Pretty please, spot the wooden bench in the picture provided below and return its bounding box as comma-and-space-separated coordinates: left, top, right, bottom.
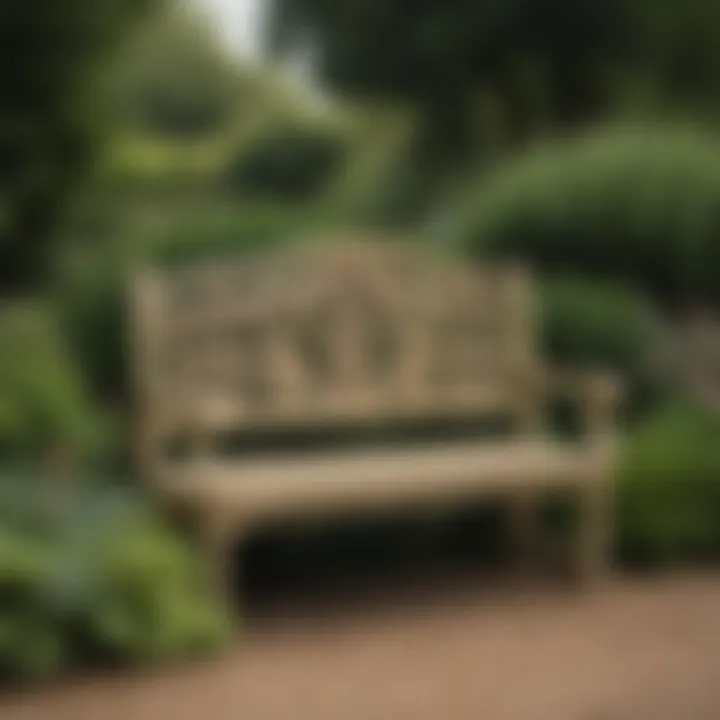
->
130, 239, 621, 602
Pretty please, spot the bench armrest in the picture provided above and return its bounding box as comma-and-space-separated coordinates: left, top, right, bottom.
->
546, 367, 624, 446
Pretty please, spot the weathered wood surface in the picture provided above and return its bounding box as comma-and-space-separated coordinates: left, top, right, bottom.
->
134, 241, 537, 438
161, 439, 604, 528
130, 238, 621, 591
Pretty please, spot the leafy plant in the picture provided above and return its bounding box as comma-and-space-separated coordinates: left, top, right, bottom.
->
0, 482, 231, 683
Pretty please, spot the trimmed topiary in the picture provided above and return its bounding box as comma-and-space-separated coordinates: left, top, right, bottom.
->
459, 125, 720, 308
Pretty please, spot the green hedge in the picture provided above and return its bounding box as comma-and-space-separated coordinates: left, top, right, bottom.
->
459, 126, 720, 307
0, 482, 231, 683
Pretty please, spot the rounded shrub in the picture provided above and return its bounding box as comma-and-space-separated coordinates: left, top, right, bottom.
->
539, 276, 667, 408
459, 125, 720, 308
82, 511, 231, 664
541, 276, 663, 370
0, 528, 67, 681
617, 398, 720, 566
0, 482, 231, 684
224, 125, 347, 202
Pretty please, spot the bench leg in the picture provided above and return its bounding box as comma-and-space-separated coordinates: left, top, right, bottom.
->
508, 490, 542, 580
200, 512, 239, 613
577, 477, 612, 587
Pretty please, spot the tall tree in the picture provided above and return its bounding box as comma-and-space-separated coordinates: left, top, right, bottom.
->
623, 0, 720, 118
0, 0, 159, 292
270, 0, 628, 173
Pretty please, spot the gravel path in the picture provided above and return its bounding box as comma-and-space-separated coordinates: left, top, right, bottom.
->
3, 571, 720, 720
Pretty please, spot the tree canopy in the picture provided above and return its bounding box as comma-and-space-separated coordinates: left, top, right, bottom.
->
271, 0, 627, 155
109, 6, 243, 139
269, 0, 720, 197
0, 0, 159, 292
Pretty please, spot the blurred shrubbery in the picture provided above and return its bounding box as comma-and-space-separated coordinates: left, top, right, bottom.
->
0, 482, 231, 683
617, 398, 720, 566
0, 305, 105, 469
225, 125, 347, 202
136, 204, 330, 267
460, 126, 720, 307
107, 3, 244, 139
0, 303, 230, 685
539, 277, 667, 409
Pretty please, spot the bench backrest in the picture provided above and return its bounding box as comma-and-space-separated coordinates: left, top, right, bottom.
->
131, 239, 539, 471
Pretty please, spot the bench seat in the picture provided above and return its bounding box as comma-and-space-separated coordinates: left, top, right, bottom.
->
159, 439, 603, 528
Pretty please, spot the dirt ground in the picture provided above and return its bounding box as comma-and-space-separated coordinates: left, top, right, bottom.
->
3, 570, 720, 720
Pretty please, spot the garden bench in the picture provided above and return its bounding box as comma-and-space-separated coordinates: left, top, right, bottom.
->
130, 239, 621, 603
